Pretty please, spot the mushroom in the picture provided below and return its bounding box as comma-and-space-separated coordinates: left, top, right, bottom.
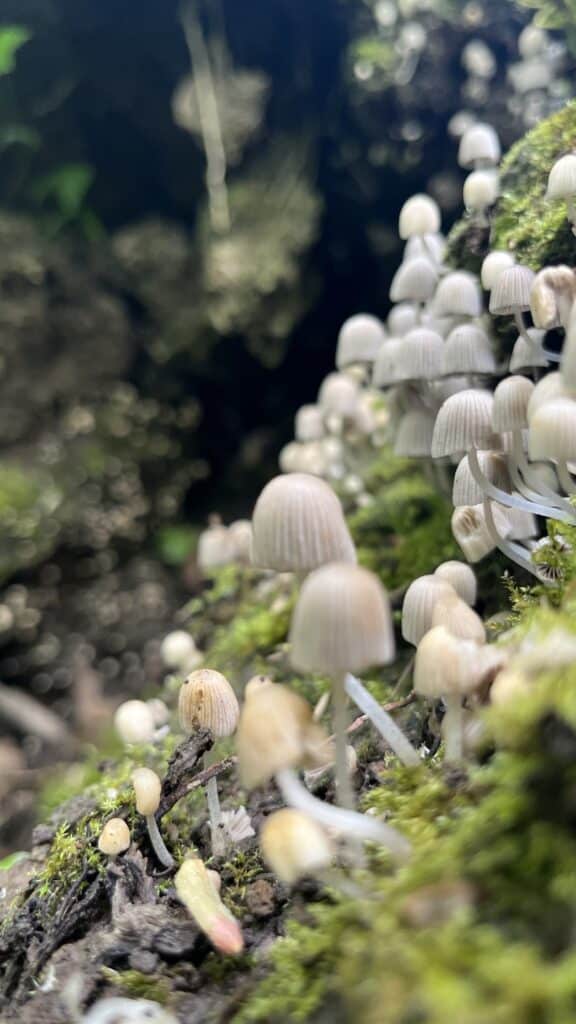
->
489, 264, 536, 348
458, 122, 501, 169
131, 767, 173, 869
389, 257, 438, 306
178, 668, 240, 857
430, 592, 485, 642
530, 265, 576, 334
509, 330, 549, 375
528, 398, 576, 496
160, 630, 202, 673
228, 519, 253, 564
336, 314, 386, 370
442, 324, 496, 379
295, 404, 325, 443
197, 515, 235, 572
463, 169, 499, 221
98, 818, 131, 858
260, 809, 333, 885
114, 700, 156, 747
434, 561, 477, 606
481, 251, 515, 292
175, 856, 244, 954
401, 575, 458, 647
394, 410, 435, 458
387, 302, 419, 335
451, 503, 513, 563
398, 194, 441, 241
545, 152, 576, 232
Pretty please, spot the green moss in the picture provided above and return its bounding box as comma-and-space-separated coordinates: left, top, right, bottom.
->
204, 588, 295, 676
101, 967, 172, 1003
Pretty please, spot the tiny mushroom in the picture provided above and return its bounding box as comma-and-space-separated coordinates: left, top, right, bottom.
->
114, 700, 156, 747
98, 818, 131, 857
260, 809, 334, 885
131, 767, 173, 869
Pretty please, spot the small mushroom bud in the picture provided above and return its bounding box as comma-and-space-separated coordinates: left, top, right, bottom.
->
114, 700, 155, 746
175, 856, 244, 955
160, 630, 202, 672
131, 767, 173, 869
244, 674, 273, 699
481, 251, 515, 291
98, 818, 130, 857
336, 314, 386, 370
398, 194, 441, 239
260, 809, 334, 884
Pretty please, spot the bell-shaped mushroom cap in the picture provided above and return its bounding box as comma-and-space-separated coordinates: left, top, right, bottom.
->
161, 630, 201, 671
546, 153, 576, 200
228, 519, 253, 564
251, 473, 356, 572
443, 324, 496, 377
394, 410, 434, 457
451, 503, 512, 563
98, 818, 131, 856
318, 372, 359, 417
561, 301, 576, 393
336, 314, 386, 369
401, 575, 457, 646
395, 328, 444, 383
509, 331, 549, 373
132, 767, 162, 816
492, 376, 534, 432
260, 809, 333, 884
526, 372, 566, 423
530, 265, 576, 330
528, 398, 576, 462
463, 169, 499, 212
403, 233, 446, 265
458, 122, 501, 169
452, 451, 510, 507
197, 518, 235, 571
390, 257, 438, 304
431, 593, 486, 643
481, 250, 515, 291
398, 194, 441, 239
387, 302, 419, 336
178, 668, 240, 738
290, 562, 394, 673
431, 389, 499, 458
372, 338, 403, 388
414, 626, 485, 699
489, 265, 535, 315
295, 405, 324, 444
433, 272, 482, 318
114, 700, 156, 745
434, 561, 477, 606
237, 683, 330, 788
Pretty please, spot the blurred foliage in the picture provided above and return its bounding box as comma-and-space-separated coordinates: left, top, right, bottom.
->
29, 162, 104, 239
0, 26, 30, 76
518, 0, 576, 53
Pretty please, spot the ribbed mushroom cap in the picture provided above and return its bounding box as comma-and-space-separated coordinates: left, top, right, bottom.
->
451, 503, 512, 563
336, 314, 386, 369
389, 257, 438, 304
433, 272, 482, 318
434, 561, 477, 606
237, 684, 330, 789
431, 593, 486, 643
98, 818, 131, 856
132, 767, 162, 816
431, 390, 499, 458
372, 338, 403, 388
398, 194, 441, 239
260, 809, 333, 884
492, 376, 534, 432
387, 303, 419, 336
526, 372, 566, 423
401, 575, 457, 646
318, 372, 359, 417
481, 251, 515, 291
489, 265, 535, 315
528, 398, 576, 462
414, 626, 486, 699
395, 327, 444, 383
295, 405, 324, 443
463, 169, 499, 212
452, 451, 510, 507
179, 668, 240, 738
530, 266, 576, 330
546, 153, 576, 200
290, 562, 395, 673
251, 473, 356, 572
197, 520, 235, 571
509, 331, 549, 373
443, 324, 496, 377
458, 123, 501, 169
394, 410, 434, 457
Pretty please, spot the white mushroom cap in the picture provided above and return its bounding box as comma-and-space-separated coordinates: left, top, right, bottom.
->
414, 626, 487, 699
114, 700, 156, 746
390, 257, 438, 304
530, 266, 576, 330
395, 327, 444, 382
434, 561, 477, 606
372, 338, 403, 388
318, 372, 360, 418
401, 575, 457, 646
290, 562, 395, 673
452, 451, 510, 507
481, 251, 516, 291
489, 265, 535, 315
431, 389, 499, 458
546, 153, 576, 201
451, 503, 512, 562
492, 376, 534, 432
463, 170, 499, 212
403, 233, 446, 265
228, 519, 253, 563
508, 57, 552, 94
260, 809, 333, 884
433, 272, 482, 318
527, 372, 566, 422
98, 818, 131, 856
442, 324, 496, 377
458, 123, 501, 169
387, 303, 419, 336
509, 331, 549, 373
251, 473, 356, 572
394, 410, 434, 457
161, 631, 201, 671
279, 441, 302, 473
528, 398, 576, 462
132, 767, 162, 816
336, 314, 386, 369
197, 519, 235, 571
295, 405, 324, 443
431, 593, 486, 643
398, 194, 441, 239
518, 24, 548, 59
179, 668, 240, 738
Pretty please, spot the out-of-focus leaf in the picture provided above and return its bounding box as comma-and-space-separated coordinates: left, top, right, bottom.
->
31, 163, 95, 218
0, 851, 29, 870
0, 123, 40, 151
0, 26, 31, 76
156, 525, 197, 566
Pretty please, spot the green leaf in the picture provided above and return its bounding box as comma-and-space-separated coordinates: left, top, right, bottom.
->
0, 26, 31, 76
31, 163, 95, 218
0, 851, 29, 870
156, 525, 197, 566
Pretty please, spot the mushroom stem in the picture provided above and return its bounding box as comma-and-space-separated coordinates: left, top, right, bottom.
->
442, 696, 464, 763
514, 309, 534, 348
275, 768, 411, 861
332, 674, 356, 810
145, 814, 175, 869
204, 753, 226, 857
468, 446, 574, 523
509, 431, 570, 510
345, 674, 420, 767
482, 499, 540, 578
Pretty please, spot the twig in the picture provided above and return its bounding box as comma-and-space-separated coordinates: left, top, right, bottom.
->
344, 693, 417, 738
186, 754, 237, 794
